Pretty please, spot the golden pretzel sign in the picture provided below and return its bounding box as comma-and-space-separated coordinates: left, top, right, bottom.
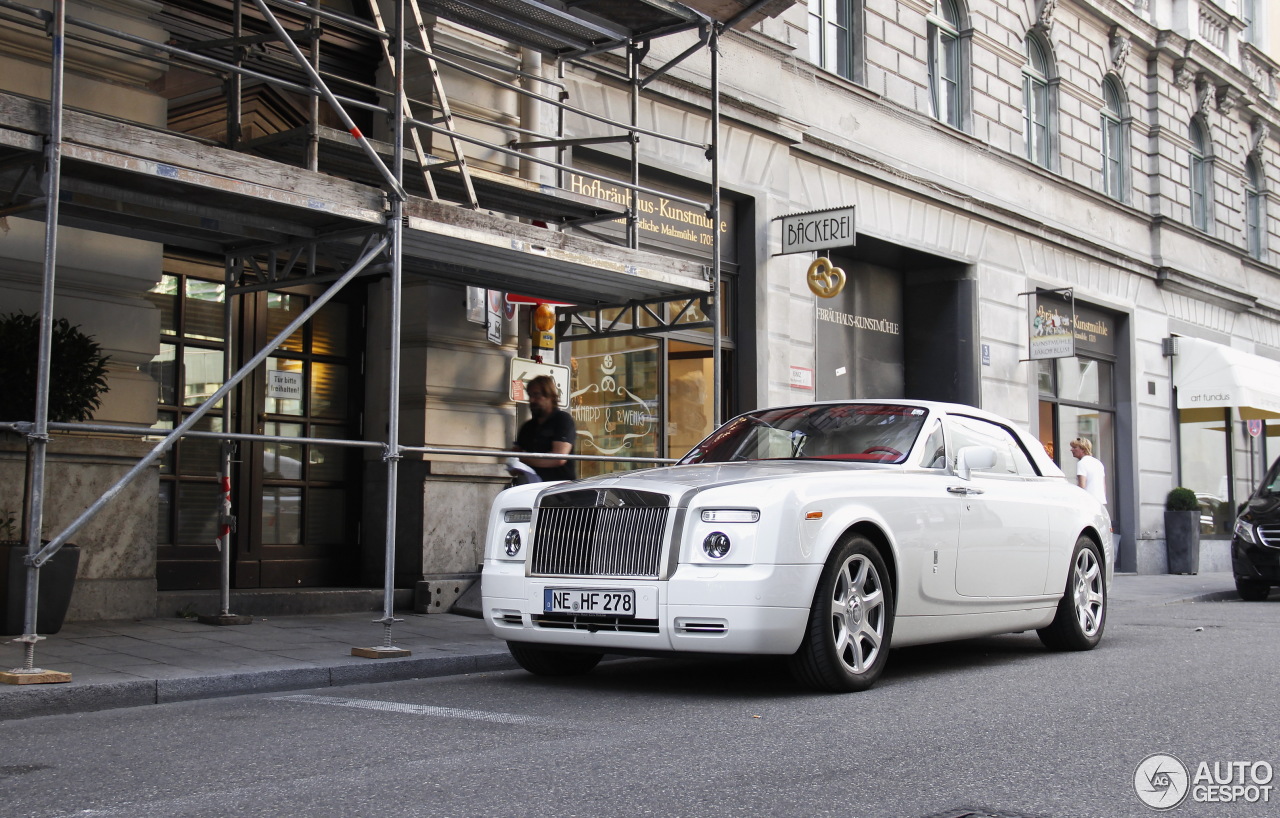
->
806, 257, 846, 298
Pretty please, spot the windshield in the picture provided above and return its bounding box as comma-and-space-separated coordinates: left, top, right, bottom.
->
679, 403, 929, 465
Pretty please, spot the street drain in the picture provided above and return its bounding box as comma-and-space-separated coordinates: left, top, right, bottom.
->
921, 809, 1048, 818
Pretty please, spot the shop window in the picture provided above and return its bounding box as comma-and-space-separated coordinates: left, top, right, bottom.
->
1178, 408, 1233, 536
567, 311, 730, 479
568, 335, 661, 479
1036, 356, 1116, 507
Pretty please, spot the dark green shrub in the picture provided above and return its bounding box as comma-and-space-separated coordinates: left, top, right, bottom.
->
1165, 487, 1199, 512
0, 312, 110, 424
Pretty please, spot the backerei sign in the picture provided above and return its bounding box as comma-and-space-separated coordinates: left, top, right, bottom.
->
779, 207, 856, 255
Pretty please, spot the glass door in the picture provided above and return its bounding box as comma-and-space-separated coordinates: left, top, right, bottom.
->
1037, 355, 1116, 509
147, 258, 365, 590
238, 289, 363, 587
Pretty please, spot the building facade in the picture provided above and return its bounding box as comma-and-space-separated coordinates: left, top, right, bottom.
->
2, 0, 1279, 623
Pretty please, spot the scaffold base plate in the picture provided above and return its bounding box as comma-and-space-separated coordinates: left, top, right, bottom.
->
197, 613, 253, 626
0, 669, 72, 685
351, 646, 411, 659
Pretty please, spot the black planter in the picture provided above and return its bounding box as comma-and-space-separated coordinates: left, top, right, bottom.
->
1164, 510, 1201, 575
0, 542, 80, 635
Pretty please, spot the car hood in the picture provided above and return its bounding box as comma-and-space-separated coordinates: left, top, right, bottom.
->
1242, 493, 1280, 521
567, 460, 889, 491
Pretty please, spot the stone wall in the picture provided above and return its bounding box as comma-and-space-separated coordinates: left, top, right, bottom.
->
0, 435, 157, 621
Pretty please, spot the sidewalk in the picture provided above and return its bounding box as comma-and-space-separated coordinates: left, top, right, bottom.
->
0, 572, 1242, 721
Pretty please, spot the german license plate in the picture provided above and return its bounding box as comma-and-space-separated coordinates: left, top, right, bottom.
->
543, 588, 636, 617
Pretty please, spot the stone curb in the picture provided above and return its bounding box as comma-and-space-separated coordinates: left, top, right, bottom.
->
0, 651, 519, 722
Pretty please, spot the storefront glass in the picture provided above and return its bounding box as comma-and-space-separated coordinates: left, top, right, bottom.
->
568, 336, 661, 478
667, 340, 716, 459
1179, 409, 1233, 536
1038, 360, 1115, 507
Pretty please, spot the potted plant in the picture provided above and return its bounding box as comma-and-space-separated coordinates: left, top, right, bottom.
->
0, 312, 109, 635
1164, 486, 1201, 575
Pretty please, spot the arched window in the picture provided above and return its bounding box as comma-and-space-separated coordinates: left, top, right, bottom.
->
929, 0, 964, 128
1100, 76, 1127, 201
808, 0, 859, 82
1246, 156, 1266, 260
1023, 33, 1053, 167
1189, 118, 1212, 232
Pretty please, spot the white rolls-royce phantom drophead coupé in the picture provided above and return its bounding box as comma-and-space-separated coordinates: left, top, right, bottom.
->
482, 401, 1111, 692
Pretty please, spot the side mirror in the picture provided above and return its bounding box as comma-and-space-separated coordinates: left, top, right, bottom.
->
955, 446, 997, 480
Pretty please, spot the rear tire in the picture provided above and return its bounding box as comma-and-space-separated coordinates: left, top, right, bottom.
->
788, 534, 894, 692
506, 642, 602, 676
1235, 577, 1272, 602
1038, 536, 1106, 651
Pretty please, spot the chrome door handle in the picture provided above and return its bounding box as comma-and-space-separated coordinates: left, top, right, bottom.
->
947, 486, 985, 496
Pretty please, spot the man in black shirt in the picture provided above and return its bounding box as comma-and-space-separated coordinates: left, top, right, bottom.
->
514, 375, 576, 482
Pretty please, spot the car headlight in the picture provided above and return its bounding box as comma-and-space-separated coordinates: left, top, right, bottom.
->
504, 529, 522, 557
703, 532, 732, 559
504, 509, 532, 523
700, 509, 760, 523
1234, 517, 1258, 545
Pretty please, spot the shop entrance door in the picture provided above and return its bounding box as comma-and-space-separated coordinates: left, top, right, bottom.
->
235, 288, 364, 588
149, 258, 364, 590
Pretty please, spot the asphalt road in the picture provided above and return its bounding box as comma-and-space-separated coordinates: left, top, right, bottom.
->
2, 596, 1277, 818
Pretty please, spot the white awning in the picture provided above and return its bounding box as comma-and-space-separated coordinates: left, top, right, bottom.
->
1173, 337, 1280, 420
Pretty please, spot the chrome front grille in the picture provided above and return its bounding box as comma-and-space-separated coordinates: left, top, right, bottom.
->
530, 488, 670, 578
1257, 525, 1280, 548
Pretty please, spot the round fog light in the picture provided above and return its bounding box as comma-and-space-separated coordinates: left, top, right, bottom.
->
703, 531, 731, 559
504, 529, 522, 557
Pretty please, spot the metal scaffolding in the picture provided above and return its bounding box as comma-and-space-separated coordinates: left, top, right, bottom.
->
0, 0, 746, 677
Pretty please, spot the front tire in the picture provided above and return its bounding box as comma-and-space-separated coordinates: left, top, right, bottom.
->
1038, 536, 1106, 651
507, 642, 602, 676
788, 535, 894, 692
1235, 576, 1272, 601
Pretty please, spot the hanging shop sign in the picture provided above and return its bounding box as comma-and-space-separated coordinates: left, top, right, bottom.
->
510, 357, 570, 403
806, 257, 847, 298
1028, 288, 1076, 360
778, 206, 856, 255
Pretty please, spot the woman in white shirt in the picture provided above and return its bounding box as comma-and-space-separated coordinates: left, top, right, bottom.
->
1070, 437, 1106, 505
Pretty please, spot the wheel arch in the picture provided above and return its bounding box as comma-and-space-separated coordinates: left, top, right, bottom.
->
1079, 525, 1107, 567
839, 521, 898, 612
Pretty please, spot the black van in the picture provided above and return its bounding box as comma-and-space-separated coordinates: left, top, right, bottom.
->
1232, 456, 1280, 600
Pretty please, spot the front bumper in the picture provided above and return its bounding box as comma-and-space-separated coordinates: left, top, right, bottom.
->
482, 561, 822, 656
1232, 537, 1280, 583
